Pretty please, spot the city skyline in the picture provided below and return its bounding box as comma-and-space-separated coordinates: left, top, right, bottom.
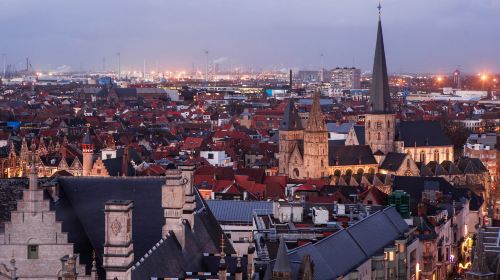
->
1, 0, 499, 73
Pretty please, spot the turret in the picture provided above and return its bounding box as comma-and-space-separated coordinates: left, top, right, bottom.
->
272, 237, 292, 280
82, 126, 94, 176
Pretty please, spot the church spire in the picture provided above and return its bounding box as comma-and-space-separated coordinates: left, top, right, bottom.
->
306, 92, 326, 132
369, 5, 392, 114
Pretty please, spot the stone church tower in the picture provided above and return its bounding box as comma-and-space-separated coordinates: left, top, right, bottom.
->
278, 100, 303, 176
303, 93, 328, 179
365, 16, 395, 157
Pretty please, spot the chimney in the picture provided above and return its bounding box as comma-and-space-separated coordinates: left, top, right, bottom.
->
162, 169, 186, 249
247, 242, 256, 279
179, 164, 196, 227
235, 255, 243, 280
121, 146, 130, 176
417, 203, 427, 217
103, 200, 134, 280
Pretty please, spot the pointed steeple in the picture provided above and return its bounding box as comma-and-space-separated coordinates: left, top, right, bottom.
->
306, 92, 326, 132
369, 11, 392, 114
273, 237, 292, 274
280, 99, 303, 131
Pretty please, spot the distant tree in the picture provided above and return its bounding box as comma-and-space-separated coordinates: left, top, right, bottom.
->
438, 112, 470, 156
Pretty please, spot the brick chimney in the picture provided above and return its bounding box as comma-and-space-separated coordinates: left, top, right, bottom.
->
121, 146, 130, 176
103, 200, 134, 280
417, 203, 427, 217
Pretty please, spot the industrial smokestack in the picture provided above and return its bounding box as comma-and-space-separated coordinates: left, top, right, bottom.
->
289, 69, 293, 90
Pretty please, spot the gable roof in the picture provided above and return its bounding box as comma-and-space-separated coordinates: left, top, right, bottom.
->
380, 152, 407, 171
54, 176, 234, 276
271, 207, 408, 279
329, 144, 377, 166
398, 121, 451, 147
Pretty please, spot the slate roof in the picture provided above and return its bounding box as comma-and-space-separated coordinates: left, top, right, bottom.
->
328, 144, 377, 166
280, 99, 303, 131
397, 121, 451, 147
368, 19, 392, 114
353, 125, 365, 145
380, 152, 407, 171
268, 207, 408, 279
206, 200, 273, 223
392, 176, 469, 211
54, 176, 234, 277
326, 122, 354, 133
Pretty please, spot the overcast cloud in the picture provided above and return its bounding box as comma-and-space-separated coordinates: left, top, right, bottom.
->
1, 0, 499, 73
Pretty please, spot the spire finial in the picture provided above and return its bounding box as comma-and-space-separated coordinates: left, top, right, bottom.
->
220, 234, 225, 256
377, 1, 382, 17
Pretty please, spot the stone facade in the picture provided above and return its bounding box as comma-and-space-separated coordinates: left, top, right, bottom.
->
0, 161, 91, 279
364, 113, 396, 155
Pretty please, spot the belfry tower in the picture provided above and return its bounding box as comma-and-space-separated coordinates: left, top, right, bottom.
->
365, 5, 396, 157
303, 93, 328, 179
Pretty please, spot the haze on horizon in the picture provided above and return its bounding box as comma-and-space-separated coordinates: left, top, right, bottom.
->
1, 0, 499, 74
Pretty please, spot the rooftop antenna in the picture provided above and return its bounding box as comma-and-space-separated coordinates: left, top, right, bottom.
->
204, 50, 209, 86
1, 53, 6, 77
116, 52, 121, 80
320, 53, 325, 83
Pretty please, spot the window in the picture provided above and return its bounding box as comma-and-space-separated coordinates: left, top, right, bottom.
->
28, 245, 39, 259
208, 153, 214, 159
387, 120, 390, 128
377, 132, 381, 141
376, 121, 382, 129
445, 149, 449, 161
434, 150, 439, 162
106, 154, 112, 159
420, 151, 426, 163
97, 169, 101, 175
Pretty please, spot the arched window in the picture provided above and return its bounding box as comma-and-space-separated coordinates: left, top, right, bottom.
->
321, 159, 324, 167
445, 149, 449, 161
376, 121, 382, 129
334, 169, 341, 177
367, 121, 371, 128
434, 150, 440, 162
387, 120, 390, 128
406, 159, 411, 168
420, 151, 426, 163
377, 132, 381, 140
368, 168, 375, 174
345, 169, 353, 176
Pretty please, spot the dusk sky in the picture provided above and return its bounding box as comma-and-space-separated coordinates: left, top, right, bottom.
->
1, 0, 499, 74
